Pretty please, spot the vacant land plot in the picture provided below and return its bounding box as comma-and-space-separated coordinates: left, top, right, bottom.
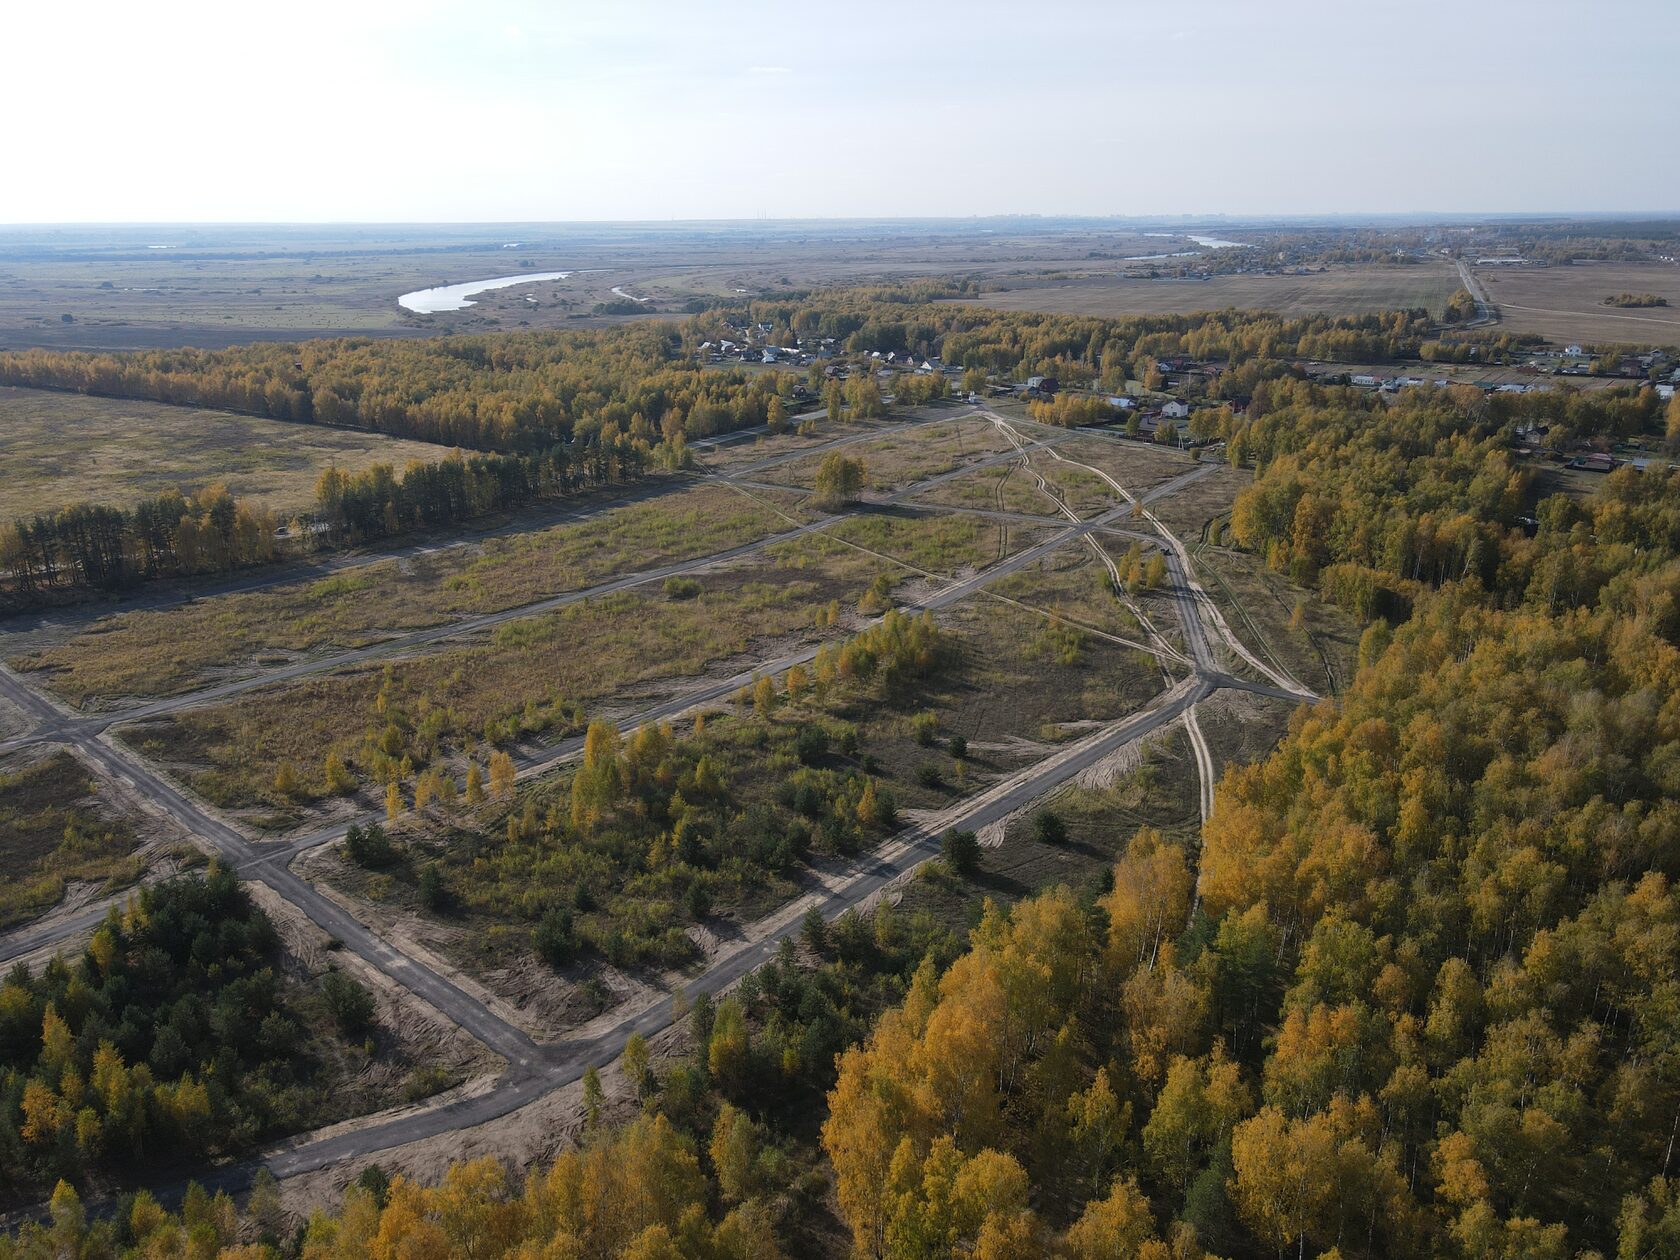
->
0, 747, 151, 930
1194, 686, 1301, 784
827, 511, 1050, 576
1195, 545, 1361, 697
303, 583, 1171, 1031
14, 481, 805, 708
910, 452, 1124, 519
691, 412, 911, 477
117, 534, 920, 822
1146, 463, 1250, 542
1477, 261, 1680, 346
956, 261, 1460, 320
1049, 434, 1199, 497
764, 417, 1015, 493
0, 385, 455, 517
985, 541, 1155, 641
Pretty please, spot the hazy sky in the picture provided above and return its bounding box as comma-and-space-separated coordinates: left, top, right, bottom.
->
7, 0, 1675, 223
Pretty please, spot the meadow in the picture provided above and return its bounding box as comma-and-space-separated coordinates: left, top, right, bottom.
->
0, 385, 455, 518
115, 533, 914, 822
1477, 260, 1680, 345
12, 481, 804, 709
958, 260, 1461, 320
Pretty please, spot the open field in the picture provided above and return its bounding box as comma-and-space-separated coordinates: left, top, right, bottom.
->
12, 481, 807, 709
301, 583, 1172, 1033
828, 511, 1051, 575
1050, 434, 1200, 495
983, 541, 1159, 646
1476, 260, 1680, 346
953, 260, 1461, 320
763, 417, 1016, 493
1195, 545, 1361, 697
115, 533, 917, 823
909, 456, 1120, 517
0, 221, 1208, 351
1146, 463, 1250, 541
0, 385, 457, 517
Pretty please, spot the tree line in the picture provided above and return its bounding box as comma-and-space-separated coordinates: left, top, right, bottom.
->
0, 431, 648, 606
0, 325, 797, 452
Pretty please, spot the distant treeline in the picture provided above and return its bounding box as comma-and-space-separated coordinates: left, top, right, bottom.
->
1, 294, 1440, 460
0, 324, 793, 451
1, 434, 647, 606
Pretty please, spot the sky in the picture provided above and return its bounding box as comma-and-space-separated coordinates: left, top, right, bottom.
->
6, 0, 1676, 223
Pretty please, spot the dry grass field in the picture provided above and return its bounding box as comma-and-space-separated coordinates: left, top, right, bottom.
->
115, 533, 915, 821
11, 482, 806, 709
764, 417, 1016, 493
0, 386, 457, 517
0, 221, 1195, 351
1476, 261, 1680, 346
956, 261, 1460, 320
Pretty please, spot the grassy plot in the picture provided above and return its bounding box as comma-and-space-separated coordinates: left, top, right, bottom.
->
1144, 463, 1250, 542
983, 542, 1154, 643
691, 413, 909, 477
0, 748, 147, 931
116, 534, 907, 822
955, 260, 1461, 320
309, 586, 1172, 1029
0, 385, 456, 518
909, 455, 1121, 518
14, 481, 805, 709
826, 511, 1053, 576
763, 418, 1015, 493
1050, 434, 1200, 497
1194, 545, 1361, 697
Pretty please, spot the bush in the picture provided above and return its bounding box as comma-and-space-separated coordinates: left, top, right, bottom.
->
322, 971, 376, 1036
941, 827, 980, 876
916, 763, 944, 790
795, 724, 830, 765
418, 863, 448, 912
534, 907, 577, 968
911, 711, 940, 747
344, 822, 398, 868
1032, 810, 1068, 846
948, 734, 968, 760
663, 575, 702, 600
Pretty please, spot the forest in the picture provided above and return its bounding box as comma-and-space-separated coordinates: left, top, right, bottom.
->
0, 289, 1438, 463
801, 380, 1680, 1258
0, 869, 379, 1197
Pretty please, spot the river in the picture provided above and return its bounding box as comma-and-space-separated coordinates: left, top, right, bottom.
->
398, 271, 572, 314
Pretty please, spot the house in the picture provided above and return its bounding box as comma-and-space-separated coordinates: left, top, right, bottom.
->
1161, 400, 1190, 420
1351, 374, 1380, 387
1106, 396, 1137, 410
1571, 452, 1616, 473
